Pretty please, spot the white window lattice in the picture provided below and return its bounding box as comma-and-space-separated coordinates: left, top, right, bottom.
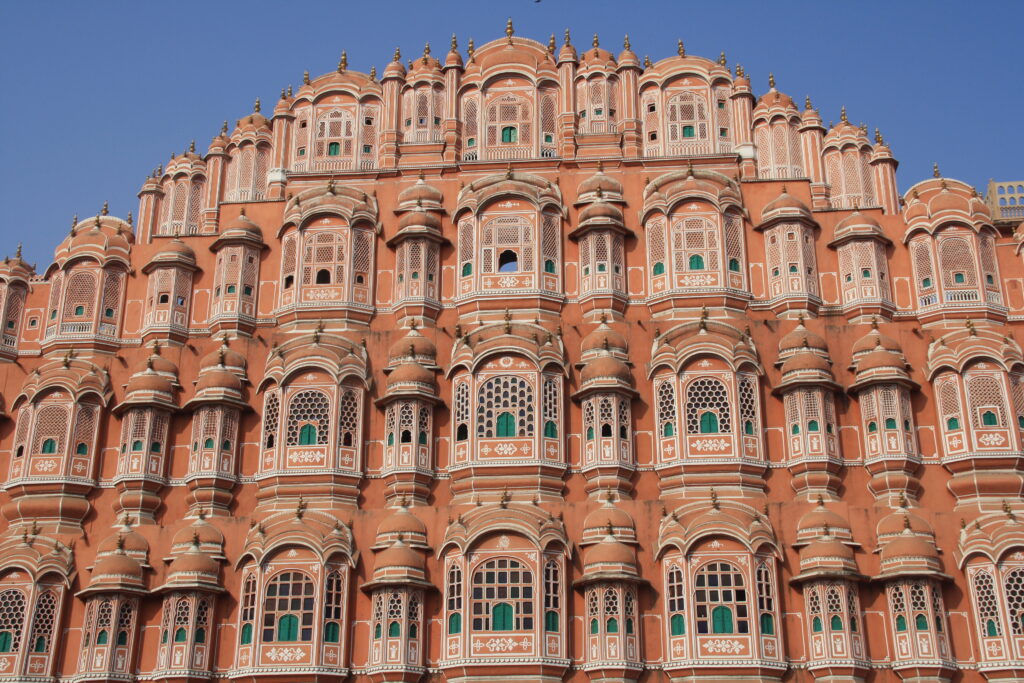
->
685, 377, 731, 433
476, 375, 534, 437
285, 390, 330, 446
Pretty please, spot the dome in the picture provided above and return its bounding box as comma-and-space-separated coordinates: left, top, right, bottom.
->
200, 342, 246, 372
781, 351, 831, 375
98, 528, 149, 556
880, 532, 939, 565
218, 212, 264, 243
398, 178, 443, 206
93, 551, 144, 582
797, 503, 852, 539
857, 348, 905, 372
578, 170, 623, 198
581, 354, 632, 385
167, 547, 220, 578
761, 189, 812, 223
397, 210, 441, 231
851, 325, 901, 355
584, 503, 635, 535
155, 238, 195, 261
388, 328, 437, 363
377, 507, 427, 539
125, 369, 175, 396
581, 322, 627, 355
171, 520, 224, 549
800, 536, 855, 564
579, 201, 623, 224
195, 368, 242, 393
584, 537, 636, 567
387, 361, 435, 388
375, 540, 425, 571
779, 321, 827, 353
929, 188, 970, 216
833, 210, 884, 239
877, 509, 933, 539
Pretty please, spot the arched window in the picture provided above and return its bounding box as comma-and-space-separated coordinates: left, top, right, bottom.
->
695, 562, 747, 635
496, 412, 516, 437
298, 424, 317, 445
448, 613, 461, 635
658, 380, 677, 439
667, 564, 686, 635
501, 126, 518, 144
263, 572, 315, 643
41, 439, 56, 454
1003, 567, 1024, 636
653, 262, 665, 275
471, 558, 533, 632
498, 250, 519, 273
686, 378, 731, 434
0, 589, 24, 654
315, 269, 331, 284
447, 563, 463, 634
477, 375, 534, 438
286, 390, 331, 446
544, 560, 560, 632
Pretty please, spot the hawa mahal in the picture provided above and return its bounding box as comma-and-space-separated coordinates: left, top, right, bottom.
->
0, 23, 1022, 683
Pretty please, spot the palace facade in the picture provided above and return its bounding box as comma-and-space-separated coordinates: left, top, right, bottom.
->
1, 24, 1023, 683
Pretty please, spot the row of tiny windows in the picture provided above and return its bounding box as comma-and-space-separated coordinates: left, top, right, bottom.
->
652, 256, 742, 275
52, 307, 116, 319
454, 416, 557, 441
662, 413, 755, 437
996, 185, 1024, 194
920, 272, 997, 289
668, 609, 774, 636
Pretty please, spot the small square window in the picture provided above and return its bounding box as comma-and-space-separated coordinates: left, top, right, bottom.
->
719, 127, 728, 137
434, 116, 440, 125
597, 263, 607, 272
717, 100, 726, 109
28, 318, 37, 328
594, 108, 603, 116
647, 103, 656, 113
297, 147, 306, 156
467, 137, 476, 147
405, 118, 412, 127
649, 132, 658, 141
365, 117, 373, 125
176, 296, 185, 306
583, 266, 590, 276
846, 273, 853, 282
363, 145, 372, 154
244, 285, 253, 296
609, 109, 616, 118
544, 133, 553, 143
418, 117, 426, 125
299, 121, 308, 128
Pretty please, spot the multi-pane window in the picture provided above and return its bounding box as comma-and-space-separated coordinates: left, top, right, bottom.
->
285, 390, 330, 446
476, 376, 534, 438
694, 562, 748, 635
685, 378, 730, 434
262, 572, 315, 643
471, 558, 533, 631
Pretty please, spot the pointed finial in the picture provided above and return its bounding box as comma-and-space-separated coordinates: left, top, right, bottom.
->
564, 28, 571, 46
677, 39, 685, 57
816, 494, 825, 507
902, 514, 912, 531
546, 34, 556, 53
221, 119, 229, 136
253, 97, 261, 113
338, 51, 347, 72
839, 105, 847, 122
804, 95, 812, 110
1004, 499, 1017, 521
15, 243, 21, 259
499, 487, 510, 508
710, 488, 720, 510
303, 70, 310, 85
422, 42, 431, 62
505, 17, 514, 43
281, 87, 287, 100
467, 38, 474, 56
898, 491, 908, 508
449, 34, 457, 52
393, 46, 401, 62
504, 307, 512, 334
643, 55, 652, 68
101, 200, 109, 216
933, 162, 941, 178
624, 34, 631, 51
505, 163, 513, 180
718, 51, 726, 65
592, 33, 599, 48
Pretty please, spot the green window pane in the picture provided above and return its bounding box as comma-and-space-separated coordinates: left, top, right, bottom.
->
711, 606, 733, 634
587, 426, 595, 440
96, 630, 109, 645
590, 618, 599, 634
324, 621, 340, 643
829, 615, 843, 631
868, 421, 877, 433
652, 262, 665, 276
204, 437, 214, 449
374, 623, 381, 639
41, 439, 57, 454
791, 423, 800, 435
0, 632, 10, 653
812, 616, 823, 633
982, 410, 998, 426
663, 422, 674, 437
448, 613, 461, 634
388, 621, 400, 637
544, 259, 556, 274
328, 142, 341, 156
492, 603, 513, 631
682, 125, 695, 138
545, 610, 558, 631
76, 442, 88, 455
195, 628, 206, 644
761, 613, 775, 635
895, 615, 907, 632
131, 440, 143, 451
419, 430, 428, 445
606, 617, 619, 633
117, 631, 128, 645
986, 619, 998, 637
699, 411, 719, 434
240, 623, 252, 644
33, 635, 46, 653
688, 254, 705, 271
885, 418, 897, 429
496, 412, 516, 438
74, 305, 85, 316
544, 421, 557, 438
174, 627, 187, 643
501, 126, 518, 143
277, 614, 299, 642
744, 420, 754, 435
947, 417, 960, 430
299, 424, 317, 445
461, 262, 472, 276
807, 419, 819, 432
670, 613, 685, 635
954, 272, 965, 284
728, 258, 740, 272
915, 613, 929, 630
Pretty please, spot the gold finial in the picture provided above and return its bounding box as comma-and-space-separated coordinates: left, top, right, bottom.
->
643, 55, 652, 68
499, 487, 510, 508
189, 139, 196, 153
898, 491, 907, 508
592, 33, 599, 48
422, 42, 431, 63
338, 51, 347, 72
369, 66, 377, 81
718, 51, 726, 65
902, 514, 911, 531
677, 38, 685, 57
451, 34, 458, 51
1004, 499, 1017, 521
287, 84, 293, 97
966, 319, 976, 336
874, 128, 884, 145
933, 162, 941, 178
393, 47, 401, 62
547, 34, 556, 53
71, 214, 78, 231
101, 200, 109, 216
280, 87, 287, 100
805, 95, 812, 110
467, 38, 474, 56
221, 120, 228, 135
505, 163, 513, 180
768, 72, 776, 89
295, 495, 307, 519
839, 105, 847, 123
303, 70, 310, 85
327, 176, 335, 194
816, 494, 825, 507
823, 522, 831, 537
505, 17, 514, 43
504, 307, 512, 334
564, 28, 571, 46
253, 97, 261, 113
15, 243, 21, 259
624, 34, 631, 51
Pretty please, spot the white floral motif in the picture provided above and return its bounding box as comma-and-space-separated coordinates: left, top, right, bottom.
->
702, 638, 744, 654
33, 460, 57, 473
691, 438, 729, 451
979, 433, 1006, 446
497, 276, 520, 288
494, 443, 517, 456
288, 450, 325, 464
264, 646, 305, 662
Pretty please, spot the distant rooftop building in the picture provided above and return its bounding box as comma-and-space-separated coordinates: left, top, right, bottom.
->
986, 178, 1024, 224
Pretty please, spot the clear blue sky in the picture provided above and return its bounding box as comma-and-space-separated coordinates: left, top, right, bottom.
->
1, 0, 1020, 267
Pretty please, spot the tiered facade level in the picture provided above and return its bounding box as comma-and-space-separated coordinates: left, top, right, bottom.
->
3, 26, 1024, 683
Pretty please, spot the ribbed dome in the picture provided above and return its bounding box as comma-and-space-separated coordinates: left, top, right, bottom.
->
834, 210, 883, 238
762, 189, 812, 222
578, 170, 623, 198
397, 210, 441, 231
581, 354, 632, 384
852, 326, 901, 355
195, 368, 242, 393
125, 369, 174, 396
200, 343, 246, 371
377, 507, 427, 538
877, 509, 933, 539
167, 547, 220, 578
781, 351, 831, 374
798, 503, 851, 538
584, 537, 636, 567
98, 529, 149, 555
880, 532, 939, 564
779, 322, 827, 353
376, 539, 425, 571
154, 238, 195, 261
581, 323, 627, 355
857, 348, 905, 372
93, 550, 144, 582
172, 520, 224, 549
579, 201, 623, 224
387, 362, 435, 388
398, 178, 443, 206
800, 536, 854, 564
584, 504, 635, 535
388, 328, 437, 362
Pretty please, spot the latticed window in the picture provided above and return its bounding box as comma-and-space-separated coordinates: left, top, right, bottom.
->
1004, 567, 1024, 635
476, 375, 534, 438
481, 215, 533, 275
315, 109, 355, 158
263, 572, 315, 643
486, 94, 531, 149
337, 388, 360, 448
543, 560, 560, 631
0, 589, 26, 653
471, 558, 533, 631
685, 377, 731, 434
285, 390, 330, 446
262, 393, 280, 448
807, 585, 823, 632
239, 574, 256, 644
28, 589, 57, 654
738, 374, 759, 436
447, 564, 463, 634
756, 562, 776, 635
454, 381, 470, 441
672, 216, 718, 274
694, 561, 748, 634
936, 374, 964, 431
938, 235, 978, 290
666, 91, 708, 148
667, 564, 686, 635
648, 219, 667, 276
542, 377, 560, 438
657, 379, 677, 437
973, 570, 1002, 637
966, 373, 1008, 429
324, 570, 344, 643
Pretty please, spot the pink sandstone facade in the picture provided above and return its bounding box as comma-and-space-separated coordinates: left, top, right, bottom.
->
1, 24, 1024, 683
